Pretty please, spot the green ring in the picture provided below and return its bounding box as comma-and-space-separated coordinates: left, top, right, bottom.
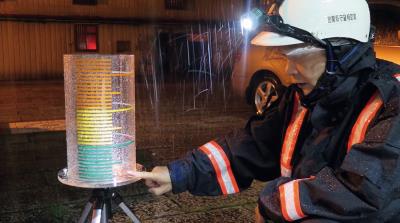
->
78, 151, 114, 154
79, 168, 112, 172
78, 161, 122, 166
79, 170, 113, 174
78, 158, 114, 161
78, 140, 134, 150
79, 175, 113, 180
79, 173, 113, 177
78, 154, 113, 159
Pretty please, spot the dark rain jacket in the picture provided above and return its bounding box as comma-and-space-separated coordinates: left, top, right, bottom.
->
167, 43, 400, 222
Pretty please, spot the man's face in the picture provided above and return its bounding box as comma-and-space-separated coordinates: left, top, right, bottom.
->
274, 44, 327, 95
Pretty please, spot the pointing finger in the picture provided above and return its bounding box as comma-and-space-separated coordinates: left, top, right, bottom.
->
128, 171, 157, 181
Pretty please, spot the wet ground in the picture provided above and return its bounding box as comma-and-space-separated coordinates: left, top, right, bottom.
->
0, 80, 266, 223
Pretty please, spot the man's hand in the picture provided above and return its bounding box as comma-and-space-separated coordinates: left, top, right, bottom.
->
129, 166, 172, 195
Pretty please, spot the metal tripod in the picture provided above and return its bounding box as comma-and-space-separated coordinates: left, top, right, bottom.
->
78, 188, 140, 223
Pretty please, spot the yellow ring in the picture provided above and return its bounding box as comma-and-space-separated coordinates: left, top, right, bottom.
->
77, 131, 114, 135
77, 127, 121, 131
77, 106, 132, 114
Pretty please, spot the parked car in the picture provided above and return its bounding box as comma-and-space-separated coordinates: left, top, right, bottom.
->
231, 36, 400, 116
231, 42, 287, 115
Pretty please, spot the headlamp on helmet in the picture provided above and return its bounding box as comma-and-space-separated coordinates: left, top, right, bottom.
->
240, 4, 326, 47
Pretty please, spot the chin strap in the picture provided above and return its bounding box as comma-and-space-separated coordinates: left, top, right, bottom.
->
325, 40, 340, 75
305, 40, 374, 107
325, 40, 367, 75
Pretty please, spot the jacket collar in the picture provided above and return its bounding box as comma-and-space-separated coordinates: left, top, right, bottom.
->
297, 42, 377, 108
368, 59, 400, 104
338, 42, 376, 75
300, 42, 378, 129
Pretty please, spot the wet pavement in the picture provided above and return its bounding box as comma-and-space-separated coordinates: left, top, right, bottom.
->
0, 80, 265, 223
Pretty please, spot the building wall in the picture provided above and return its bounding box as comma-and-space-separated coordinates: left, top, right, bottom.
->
0, 0, 244, 81
0, 21, 157, 80
0, 0, 244, 21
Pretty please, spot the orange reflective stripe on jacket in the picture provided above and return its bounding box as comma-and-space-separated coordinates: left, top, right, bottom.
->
279, 179, 306, 221
280, 93, 308, 177
347, 91, 383, 153
280, 90, 384, 177
277, 90, 384, 221
199, 141, 239, 194
277, 87, 387, 221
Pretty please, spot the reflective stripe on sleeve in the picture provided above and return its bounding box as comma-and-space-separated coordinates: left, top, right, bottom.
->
347, 91, 383, 152
199, 141, 239, 195
279, 179, 306, 221
394, 74, 400, 82
280, 93, 308, 177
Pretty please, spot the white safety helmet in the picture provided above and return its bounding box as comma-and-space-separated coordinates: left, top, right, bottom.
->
251, 0, 371, 46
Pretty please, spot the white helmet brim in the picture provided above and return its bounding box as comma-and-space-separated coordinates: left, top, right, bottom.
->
250, 31, 303, 46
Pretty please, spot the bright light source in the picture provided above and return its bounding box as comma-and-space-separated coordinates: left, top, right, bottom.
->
240, 8, 267, 34
241, 17, 254, 31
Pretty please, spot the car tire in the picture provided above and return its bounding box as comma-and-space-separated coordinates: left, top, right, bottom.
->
249, 72, 282, 116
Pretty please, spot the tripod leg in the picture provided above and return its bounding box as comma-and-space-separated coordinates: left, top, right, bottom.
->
78, 202, 93, 223
91, 200, 103, 223
112, 192, 141, 223
91, 209, 102, 223
101, 203, 108, 223
119, 201, 141, 223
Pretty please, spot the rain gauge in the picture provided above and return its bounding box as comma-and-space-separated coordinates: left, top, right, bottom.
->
58, 54, 141, 223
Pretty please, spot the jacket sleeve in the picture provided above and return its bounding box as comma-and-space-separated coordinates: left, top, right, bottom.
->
258, 96, 400, 222
167, 104, 285, 196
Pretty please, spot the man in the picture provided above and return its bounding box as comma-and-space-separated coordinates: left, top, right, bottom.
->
130, 0, 400, 221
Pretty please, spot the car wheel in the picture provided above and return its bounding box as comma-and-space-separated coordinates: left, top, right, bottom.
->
250, 73, 281, 116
